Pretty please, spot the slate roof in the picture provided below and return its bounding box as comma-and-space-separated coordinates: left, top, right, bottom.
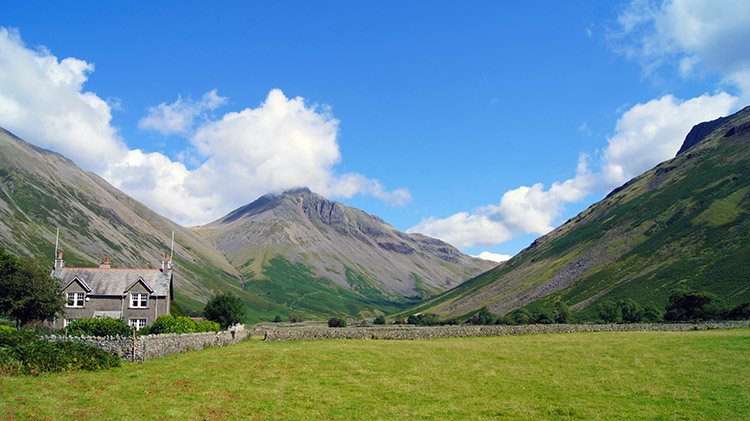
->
52, 268, 171, 297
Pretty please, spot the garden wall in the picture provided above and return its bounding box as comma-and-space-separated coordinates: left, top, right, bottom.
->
262, 321, 750, 341
44, 325, 250, 361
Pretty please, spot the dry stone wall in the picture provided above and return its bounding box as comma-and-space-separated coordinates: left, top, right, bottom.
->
45, 325, 250, 361
262, 321, 750, 341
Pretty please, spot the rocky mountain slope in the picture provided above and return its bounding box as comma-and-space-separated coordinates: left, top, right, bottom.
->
410, 106, 750, 320
192, 188, 494, 316
0, 128, 491, 320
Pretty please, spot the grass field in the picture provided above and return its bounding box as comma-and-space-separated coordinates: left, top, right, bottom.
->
1, 329, 749, 419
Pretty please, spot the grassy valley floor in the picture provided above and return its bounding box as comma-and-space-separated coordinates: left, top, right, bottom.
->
1, 329, 749, 419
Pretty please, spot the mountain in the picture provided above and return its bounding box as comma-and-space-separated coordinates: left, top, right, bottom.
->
0, 128, 492, 320
191, 188, 494, 317
410, 106, 750, 320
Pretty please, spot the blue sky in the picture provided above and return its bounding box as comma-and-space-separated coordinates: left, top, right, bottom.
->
2, 1, 749, 261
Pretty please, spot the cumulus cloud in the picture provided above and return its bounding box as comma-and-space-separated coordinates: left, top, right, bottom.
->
0, 28, 409, 226
409, 92, 737, 251
614, 0, 750, 99
602, 93, 737, 186
139, 90, 227, 135
0, 27, 126, 171
475, 251, 511, 263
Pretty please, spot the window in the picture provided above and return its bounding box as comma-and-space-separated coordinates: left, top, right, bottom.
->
64, 318, 77, 327
66, 292, 84, 307
130, 293, 149, 308
128, 318, 147, 331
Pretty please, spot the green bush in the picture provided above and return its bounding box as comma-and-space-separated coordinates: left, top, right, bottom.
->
273, 315, 283, 323
195, 320, 220, 332
328, 317, 347, 328
289, 314, 303, 323
643, 304, 663, 322
665, 291, 724, 321
373, 315, 386, 325
407, 313, 442, 326
0, 329, 120, 376
531, 309, 555, 324
618, 298, 644, 323
147, 315, 197, 334
597, 301, 622, 323
512, 309, 531, 325
467, 307, 496, 325
393, 315, 406, 325
724, 302, 750, 320
494, 315, 515, 325
553, 302, 572, 324
63, 318, 133, 337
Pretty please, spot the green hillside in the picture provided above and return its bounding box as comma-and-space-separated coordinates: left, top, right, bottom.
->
412, 106, 750, 320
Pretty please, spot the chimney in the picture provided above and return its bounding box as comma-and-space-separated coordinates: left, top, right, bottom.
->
162, 253, 171, 272
54, 252, 65, 271
99, 257, 111, 269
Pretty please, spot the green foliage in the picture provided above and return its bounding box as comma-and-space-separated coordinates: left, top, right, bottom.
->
618, 298, 644, 323
643, 304, 663, 322
273, 315, 282, 323
553, 301, 571, 324
665, 291, 724, 321
406, 313, 442, 326
467, 307, 496, 325
393, 314, 406, 325
373, 315, 386, 325
203, 292, 245, 329
597, 301, 622, 323
512, 308, 531, 325
327, 317, 347, 328
531, 308, 555, 324
195, 320, 220, 332
724, 302, 750, 320
0, 328, 119, 376
170, 301, 187, 318
63, 317, 132, 337
147, 315, 197, 334
0, 248, 65, 328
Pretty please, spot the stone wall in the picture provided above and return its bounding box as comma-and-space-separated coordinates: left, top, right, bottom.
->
262, 321, 750, 341
45, 325, 250, 361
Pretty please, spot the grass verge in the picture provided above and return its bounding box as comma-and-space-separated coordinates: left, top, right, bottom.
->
1, 329, 748, 419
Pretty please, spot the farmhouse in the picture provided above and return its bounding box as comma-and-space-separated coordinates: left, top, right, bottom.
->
51, 252, 173, 330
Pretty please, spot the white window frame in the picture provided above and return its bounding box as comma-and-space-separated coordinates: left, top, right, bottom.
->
64, 318, 77, 327
130, 292, 149, 308
128, 318, 147, 331
66, 292, 85, 308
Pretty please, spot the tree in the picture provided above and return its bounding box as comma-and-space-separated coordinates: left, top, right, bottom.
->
618, 298, 644, 323
512, 308, 531, 325
664, 291, 723, 321
468, 307, 496, 325
328, 317, 347, 327
532, 308, 555, 324
203, 292, 245, 329
597, 300, 621, 323
373, 315, 386, 325
642, 304, 663, 322
0, 249, 65, 328
553, 301, 572, 324
273, 315, 282, 323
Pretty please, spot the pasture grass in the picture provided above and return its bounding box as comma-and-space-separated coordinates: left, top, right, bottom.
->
1, 329, 749, 419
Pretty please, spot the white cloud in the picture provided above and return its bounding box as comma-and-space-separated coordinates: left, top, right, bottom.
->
602, 93, 737, 187
139, 90, 227, 135
0, 28, 410, 226
475, 251, 511, 263
614, 0, 750, 100
0, 27, 126, 171
408, 212, 513, 249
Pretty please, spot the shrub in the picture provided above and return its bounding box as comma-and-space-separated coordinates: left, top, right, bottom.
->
642, 304, 663, 322
665, 291, 723, 321
273, 315, 283, 323
597, 300, 622, 323
148, 315, 197, 334
0, 329, 120, 376
204, 293, 245, 329
328, 317, 347, 328
467, 307, 496, 325
724, 302, 750, 320
512, 309, 531, 325
195, 320, 220, 332
373, 315, 386, 325
553, 301, 572, 324
442, 317, 460, 325
63, 318, 132, 337
289, 314, 303, 323
393, 315, 406, 325
618, 298, 644, 323
407, 313, 442, 326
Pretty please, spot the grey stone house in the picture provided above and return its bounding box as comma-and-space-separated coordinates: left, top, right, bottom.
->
51, 252, 173, 330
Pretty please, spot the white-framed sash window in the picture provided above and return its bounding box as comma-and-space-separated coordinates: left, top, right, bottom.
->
130, 293, 149, 308
66, 292, 85, 308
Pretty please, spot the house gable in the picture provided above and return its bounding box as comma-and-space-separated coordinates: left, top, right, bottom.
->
62, 277, 92, 294
124, 278, 155, 295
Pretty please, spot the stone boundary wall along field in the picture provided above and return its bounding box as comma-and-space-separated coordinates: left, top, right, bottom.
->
44, 325, 249, 361
262, 321, 750, 341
